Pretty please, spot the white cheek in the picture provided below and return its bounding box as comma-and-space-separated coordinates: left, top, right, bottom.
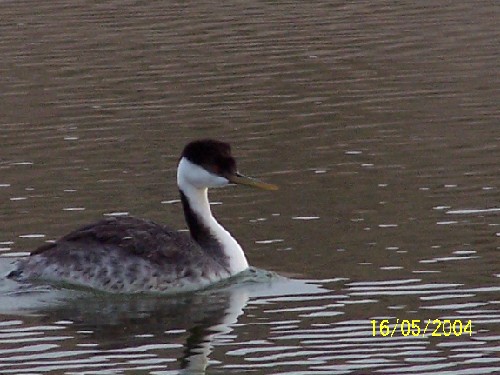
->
204, 174, 229, 188
177, 158, 229, 189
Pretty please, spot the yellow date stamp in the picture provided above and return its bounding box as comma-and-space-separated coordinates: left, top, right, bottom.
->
371, 319, 473, 337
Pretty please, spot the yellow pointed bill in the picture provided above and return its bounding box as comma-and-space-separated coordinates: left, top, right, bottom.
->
226, 173, 278, 191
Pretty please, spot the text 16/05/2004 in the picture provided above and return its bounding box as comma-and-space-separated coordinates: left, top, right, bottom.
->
371, 319, 472, 337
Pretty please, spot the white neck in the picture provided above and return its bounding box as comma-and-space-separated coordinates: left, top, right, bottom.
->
177, 158, 249, 275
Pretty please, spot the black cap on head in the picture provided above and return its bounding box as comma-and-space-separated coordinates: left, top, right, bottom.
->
182, 139, 237, 177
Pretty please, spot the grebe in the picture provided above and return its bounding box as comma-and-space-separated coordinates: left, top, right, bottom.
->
8, 140, 278, 293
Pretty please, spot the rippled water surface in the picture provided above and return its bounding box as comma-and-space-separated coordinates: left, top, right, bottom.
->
1, 1, 499, 374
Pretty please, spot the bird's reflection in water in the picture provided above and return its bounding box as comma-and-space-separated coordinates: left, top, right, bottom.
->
179, 289, 248, 373
1, 266, 327, 374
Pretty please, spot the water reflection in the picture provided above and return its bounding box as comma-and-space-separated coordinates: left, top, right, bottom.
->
1, 257, 499, 373
0, 261, 327, 374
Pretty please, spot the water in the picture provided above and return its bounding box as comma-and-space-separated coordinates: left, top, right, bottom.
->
0, 0, 499, 374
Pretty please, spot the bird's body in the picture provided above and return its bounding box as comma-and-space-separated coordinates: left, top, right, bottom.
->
8, 140, 277, 293
13, 216, 232, 293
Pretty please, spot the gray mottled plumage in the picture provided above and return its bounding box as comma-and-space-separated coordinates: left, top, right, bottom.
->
10, 216, 231, 293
